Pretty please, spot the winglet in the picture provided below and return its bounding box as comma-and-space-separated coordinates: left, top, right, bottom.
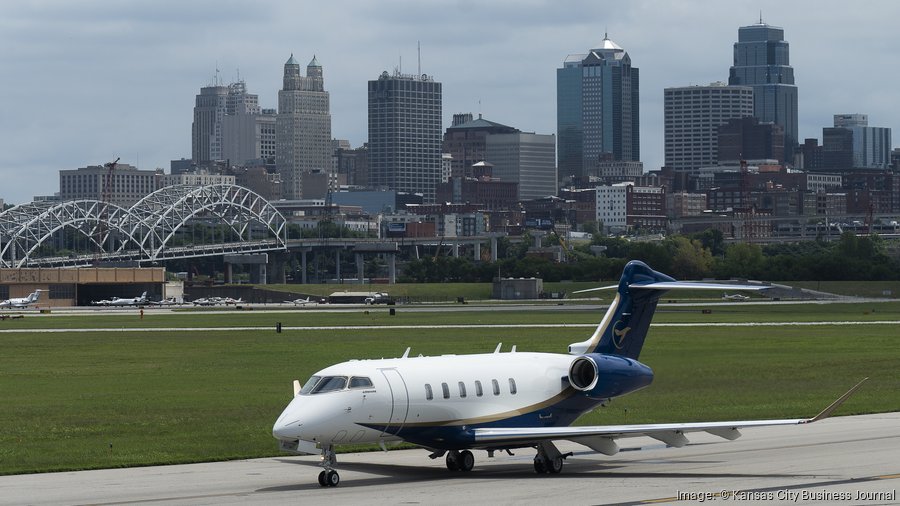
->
804, 378, 868, 424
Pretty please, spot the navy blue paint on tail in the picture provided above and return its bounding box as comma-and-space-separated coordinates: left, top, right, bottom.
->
588, 260, 674, 360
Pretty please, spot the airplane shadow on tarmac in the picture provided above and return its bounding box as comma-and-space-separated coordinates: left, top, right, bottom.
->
257, 455, 810, 492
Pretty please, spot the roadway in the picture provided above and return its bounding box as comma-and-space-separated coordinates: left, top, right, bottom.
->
1, 412, 896, 505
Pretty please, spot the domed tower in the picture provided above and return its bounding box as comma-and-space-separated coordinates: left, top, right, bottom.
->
283, 54, 302, 91
307, 55, 323, 91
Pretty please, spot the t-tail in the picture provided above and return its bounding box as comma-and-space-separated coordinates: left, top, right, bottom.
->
569, 260, 769, 360
28, 290, 42, 303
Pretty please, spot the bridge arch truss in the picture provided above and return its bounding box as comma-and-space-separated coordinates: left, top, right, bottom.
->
0, 184, 287, 268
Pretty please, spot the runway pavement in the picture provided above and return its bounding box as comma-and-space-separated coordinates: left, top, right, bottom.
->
2, 412, 897, 505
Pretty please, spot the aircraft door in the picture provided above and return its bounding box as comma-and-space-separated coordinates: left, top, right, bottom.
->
378, 368, 409, 437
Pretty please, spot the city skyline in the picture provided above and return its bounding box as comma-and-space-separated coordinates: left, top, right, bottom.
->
2, 0, 899, 204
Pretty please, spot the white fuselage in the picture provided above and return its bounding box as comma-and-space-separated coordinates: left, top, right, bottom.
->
272, 351, 582, 449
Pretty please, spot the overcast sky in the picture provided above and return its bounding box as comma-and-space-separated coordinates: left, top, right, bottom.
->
1, 0, 898, 205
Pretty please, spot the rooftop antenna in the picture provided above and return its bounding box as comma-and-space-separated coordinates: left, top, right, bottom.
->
399, 52, 402, 74
417, 40, 421, 75
759, 11, 763, 24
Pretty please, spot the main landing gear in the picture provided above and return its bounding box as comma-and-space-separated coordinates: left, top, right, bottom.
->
445, 449, 475, 472
317, 444, 340, 487
533, 441, 569, 475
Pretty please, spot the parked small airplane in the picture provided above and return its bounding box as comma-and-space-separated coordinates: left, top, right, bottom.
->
223, 297, 243, 305
105, 292, 148, 307
286, 297, 317, 306
272, 260, 866, 487
722, 292, 751, 301
0, 290, 44, 309
150, 297, 180, 306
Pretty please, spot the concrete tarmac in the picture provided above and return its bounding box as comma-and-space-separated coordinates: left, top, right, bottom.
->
2, 412, 897, 506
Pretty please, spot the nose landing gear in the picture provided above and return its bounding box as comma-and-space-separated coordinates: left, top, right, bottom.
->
317, 444, 340, 487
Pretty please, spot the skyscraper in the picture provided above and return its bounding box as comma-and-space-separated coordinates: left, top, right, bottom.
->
192, 85, 228, 163
277, 55, 332, 200
557, 35, 640, 182
728, 21, 798, 162
368, 70, 442, 203
221, 81, 277, 165
664, 82, 754, 171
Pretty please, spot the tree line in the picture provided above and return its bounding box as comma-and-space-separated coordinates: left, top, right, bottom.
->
399, 230, 900, 283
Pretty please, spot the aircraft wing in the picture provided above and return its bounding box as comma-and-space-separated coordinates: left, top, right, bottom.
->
473, 378, 866, 452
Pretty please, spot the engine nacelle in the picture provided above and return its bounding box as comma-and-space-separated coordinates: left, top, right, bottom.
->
567, 353, 654, 399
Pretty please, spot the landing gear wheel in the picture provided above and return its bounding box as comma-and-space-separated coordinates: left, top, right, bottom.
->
458, 450, 475, 472
317, 470, 327, 487
445, 450, 460, 471
548, 456, 563, 474
533, 458, 547, 474
325, 469, 340, 487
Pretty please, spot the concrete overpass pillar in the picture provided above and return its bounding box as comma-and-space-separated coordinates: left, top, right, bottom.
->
533, 234, 541, 248
491, 236, 498, 262
301, 250, 308, 284
474, 241, 481, 261
258, 264, 267, 285
356, 253, 364, 284
388, 253, 396, 284
225, 263, 233, 284
335, 249, 341, 283
452, 241, 459, 258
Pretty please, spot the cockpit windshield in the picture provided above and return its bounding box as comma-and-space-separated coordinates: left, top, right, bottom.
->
300, 375, 348, 395
299, 375, 373, 395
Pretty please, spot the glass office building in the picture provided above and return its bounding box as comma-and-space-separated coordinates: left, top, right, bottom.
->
728, 22, 798, 162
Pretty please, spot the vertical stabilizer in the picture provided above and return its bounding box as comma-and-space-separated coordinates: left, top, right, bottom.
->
569, 261, 674, 359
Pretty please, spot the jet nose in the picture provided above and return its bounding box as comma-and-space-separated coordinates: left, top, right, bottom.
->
272, 419, 302, 439
272, 406, 303, 439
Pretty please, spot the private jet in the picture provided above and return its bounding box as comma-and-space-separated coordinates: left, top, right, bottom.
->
722, 292, 751, 301
272, 261, 866, 487
106, 292, 148, 307
0, 290, 44, 309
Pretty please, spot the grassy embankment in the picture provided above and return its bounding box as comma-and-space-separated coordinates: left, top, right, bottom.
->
1, 302, 898, 475
265, 280, 900, 302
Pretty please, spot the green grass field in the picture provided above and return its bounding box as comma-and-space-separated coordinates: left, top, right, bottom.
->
1, 303, 898, 475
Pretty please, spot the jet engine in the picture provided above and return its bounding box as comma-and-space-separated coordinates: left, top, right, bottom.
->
567, 353, 654, 399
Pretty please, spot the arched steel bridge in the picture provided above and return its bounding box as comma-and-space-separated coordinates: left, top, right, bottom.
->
0, 185, 287, 268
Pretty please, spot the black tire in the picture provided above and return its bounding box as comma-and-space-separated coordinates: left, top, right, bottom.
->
446, 451, 460, 471
326, 470, 340, 487
548, 456, 563, 474
458, 450, 474, 472
533, 458, 547, 474
317, 470, 327, 487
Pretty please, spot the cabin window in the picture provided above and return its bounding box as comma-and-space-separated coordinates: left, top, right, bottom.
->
492, 379, 500, 396
474, 380, 483, 397
349, 377, 373, 389
508, 378, 518, 395
425, 384, 433, 400
441, 382, 450, 399
458, 381, 467, 398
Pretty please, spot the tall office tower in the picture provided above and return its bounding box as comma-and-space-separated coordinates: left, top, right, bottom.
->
485, 132, 557, 201
664, 82, 753, 171
443, 114, 519, 179
368, 70, 442, 203
557, 35, 640, 182
717, 116, 785, 163
822, 114, 892, 170
222, 81, 276, 166
192, 85, 228, 163
277, 55, 332, 199
728, 21, 798, 162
